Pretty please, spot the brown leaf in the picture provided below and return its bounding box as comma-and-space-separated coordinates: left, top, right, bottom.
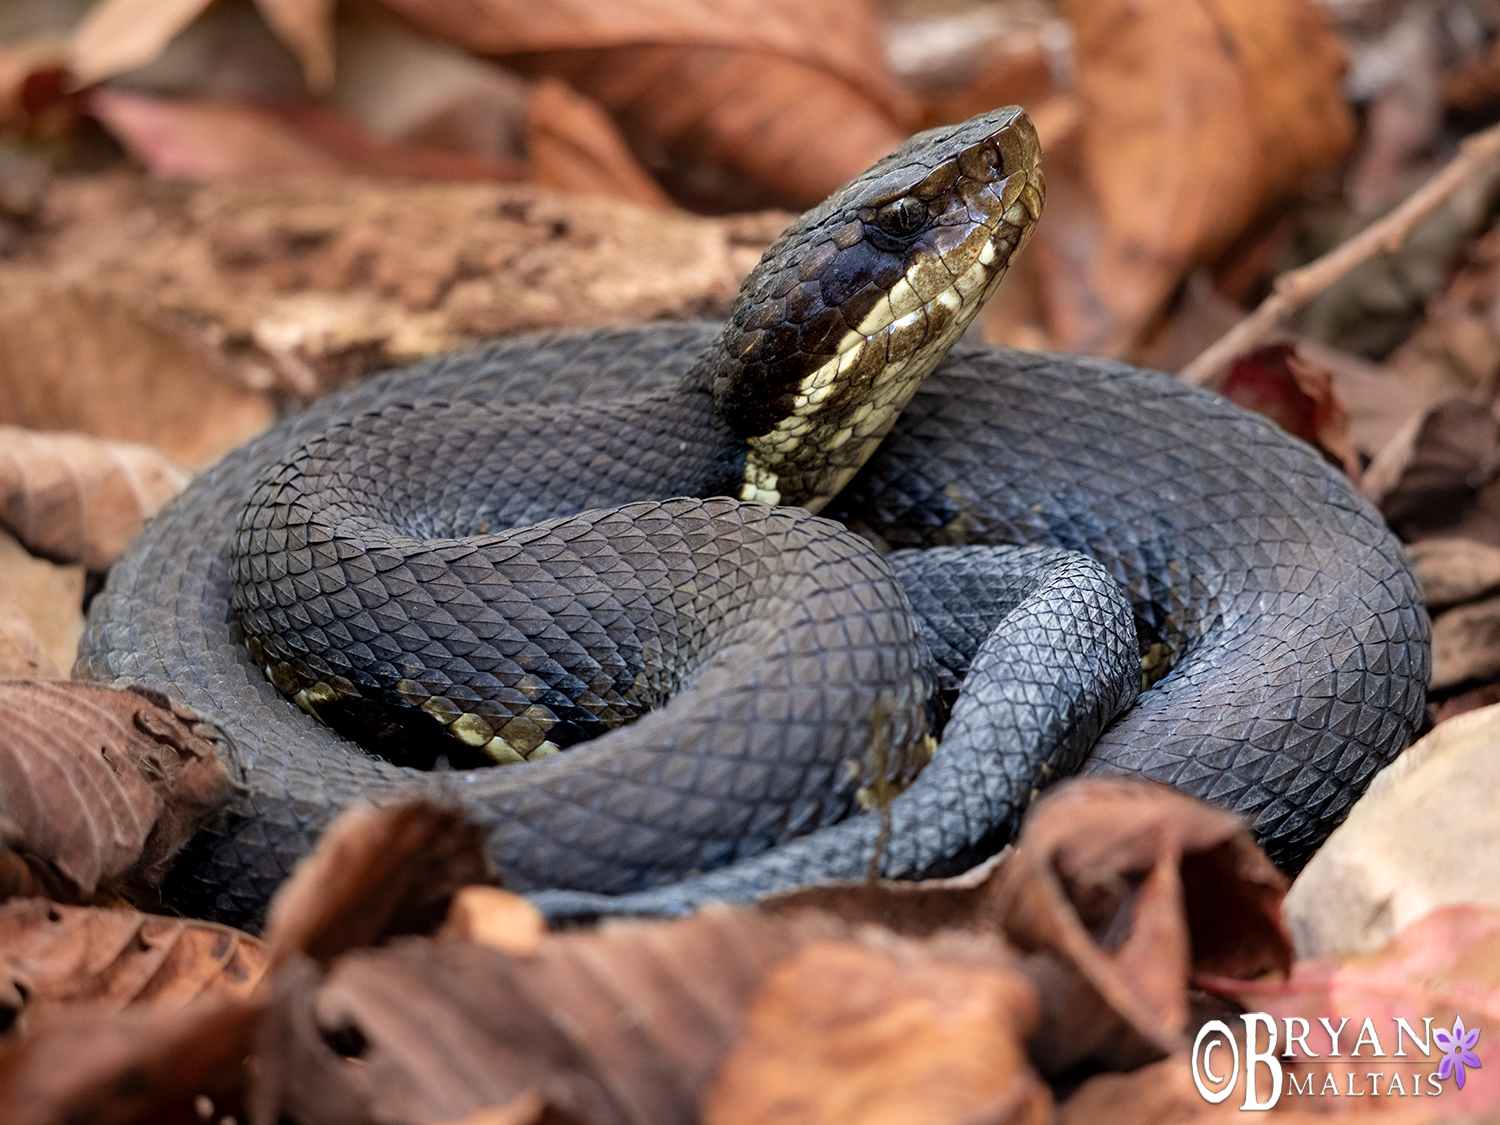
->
1220, 343, 1361, 481
1431, 594, 1500, 689
527, 77, 673, 209
1408, 537, 1500, 609
66, 0, 215, 89
0, 530, 81, 678
257, 911, 844, 1125
0, 898, 266, 1030
254, 0, 337, 93
703, 938, 1048, 1125
1058, 0, 1353, 353
0, 426, 190, 571
0, 594, 60, 680
442, 886, 546, 957
0, 995, 262, 1125
1378, 398, 1500, 547
0, 280, 274, 470
262, 802, 492, 969
376, 0, 908, 208
0, 681, 232, 903
992, 779, 1290, 1073
88, 90, 523, 184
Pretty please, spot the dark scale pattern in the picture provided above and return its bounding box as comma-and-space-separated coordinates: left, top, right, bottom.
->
81, 323, 1428, 927
529, 545, 1140, 919
829, 344, 1431, 867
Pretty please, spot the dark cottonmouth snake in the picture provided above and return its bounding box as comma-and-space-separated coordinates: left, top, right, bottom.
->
81, 108, 1430, 927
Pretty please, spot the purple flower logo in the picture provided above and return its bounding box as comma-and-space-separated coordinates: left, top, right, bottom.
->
1434, 1017, 1483, 1090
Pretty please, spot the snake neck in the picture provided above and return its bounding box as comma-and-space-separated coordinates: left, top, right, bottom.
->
696, 106, 1044, 514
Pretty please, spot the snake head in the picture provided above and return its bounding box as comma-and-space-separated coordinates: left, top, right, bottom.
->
711, 106, 1046, 512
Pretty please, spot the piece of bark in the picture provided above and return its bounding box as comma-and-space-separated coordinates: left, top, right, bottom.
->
0, 426, 190, 571
0, 528, 83, 678
2, 174, 783, 402
261, 801, 492, 969
0, 681, 232, 903
0, 898, 266, 1033
1284, 702, 1500, 957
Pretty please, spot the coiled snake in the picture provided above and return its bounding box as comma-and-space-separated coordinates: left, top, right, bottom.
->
81, 108, 1430, 927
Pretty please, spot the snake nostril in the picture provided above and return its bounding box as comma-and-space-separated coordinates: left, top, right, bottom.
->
958, 145, 1001, 182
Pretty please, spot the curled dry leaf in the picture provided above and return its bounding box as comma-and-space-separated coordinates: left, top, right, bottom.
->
0, 898, 266, 1031
1218, 906, 1500, 1112
526, 77, 673, 209
1057, 0, 1353, 353
1220, 344, 1361, 481
0, 426, 190, 572
257, 910, 846, 1125
0, 681, 232, 903
992, 779, 1291, 1074
703, 936, 1048, 1125
0, 993, 263, 1125
261, 801, 491, 969
1431, 593, 1500, 689
379, 0, 908, 208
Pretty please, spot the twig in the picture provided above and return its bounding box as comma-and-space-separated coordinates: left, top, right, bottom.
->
1179, 120, 1500, 388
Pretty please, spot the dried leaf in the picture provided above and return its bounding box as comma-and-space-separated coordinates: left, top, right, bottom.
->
992, 780, 1290, 1073
0, 898, 266, 1030
88, 89, 521, 184
703, 938, 1048, 1125
1059, 0, 1353, 352
254, 0, 337, 93
66, 0, 215, 89
1432, 594, 1500, 689
257, 911, 845, 1125
1221, 906, 1500, 1112
527, 77, 673, 209
0, 426, 190, 571
1379, 399, 1500, 547
442, 886, 546, 957
1409, 537, 1500, 609
0, 594, 59, 680
376, 0, 908, 208
0, 280, 274, 470
1220, 343, 1361, 480
262, 802, 491, 969
0, 681, 232, 902
0, 995, 262, 1125
0, 529, 81, 677
1284, 703, 1500, 958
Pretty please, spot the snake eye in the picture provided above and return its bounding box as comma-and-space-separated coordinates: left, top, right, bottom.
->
874, 196, 928, 239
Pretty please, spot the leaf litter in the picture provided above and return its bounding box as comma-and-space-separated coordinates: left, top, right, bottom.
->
6, 0, 1500, 1121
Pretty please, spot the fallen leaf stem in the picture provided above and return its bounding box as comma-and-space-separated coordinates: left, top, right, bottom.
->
1180, 119, 1500, 387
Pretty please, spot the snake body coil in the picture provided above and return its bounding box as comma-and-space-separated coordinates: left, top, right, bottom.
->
82, 109, 1429, 926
